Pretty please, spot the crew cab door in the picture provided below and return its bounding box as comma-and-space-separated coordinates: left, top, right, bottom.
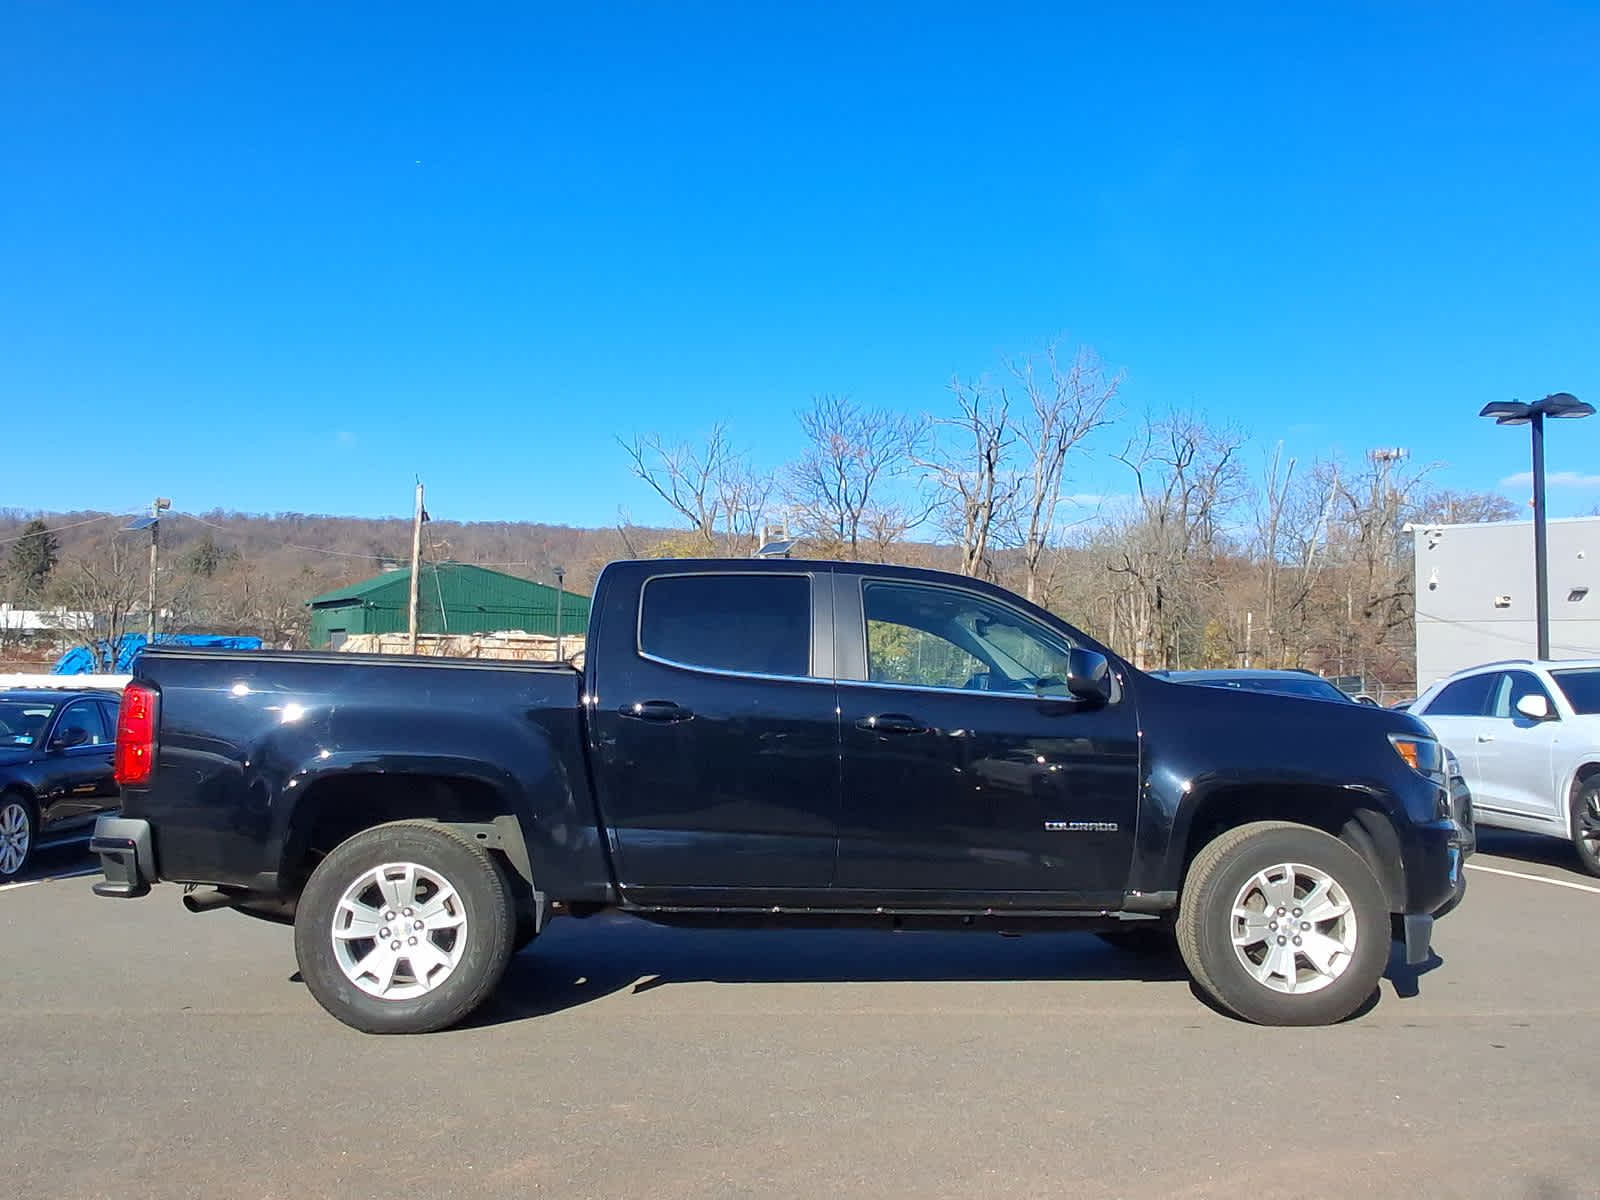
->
586, 565, 841, 898
831, 572, 1139, 904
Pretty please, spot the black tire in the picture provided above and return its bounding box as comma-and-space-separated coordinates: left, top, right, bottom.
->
1177, 821, 1389, 1026
1572, 779, 1600, 877
293, 821, 515, 1034
0, 790, 38, 883
1095, 926, 1176, 954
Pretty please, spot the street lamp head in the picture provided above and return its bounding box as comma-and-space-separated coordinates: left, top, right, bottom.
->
1537, 392, 1593, 419
1479, 400, 1533, 425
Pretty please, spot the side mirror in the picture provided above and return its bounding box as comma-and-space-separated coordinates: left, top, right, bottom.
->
51, 726, 90, 750
1515, 693, 1552, 720
1063, 648, 1113, 706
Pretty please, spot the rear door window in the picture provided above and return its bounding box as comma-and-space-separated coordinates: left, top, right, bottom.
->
1421, 673, 1496, 717
639, 574, 812, 678
1552, 669, 1600, 715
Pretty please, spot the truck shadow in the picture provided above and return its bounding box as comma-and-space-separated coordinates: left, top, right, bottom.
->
466, 912, 1191, 1028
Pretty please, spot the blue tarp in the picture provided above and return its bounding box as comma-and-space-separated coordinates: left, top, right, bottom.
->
52, 634, 264, 674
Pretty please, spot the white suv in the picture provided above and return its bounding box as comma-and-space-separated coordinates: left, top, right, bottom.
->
1411, 660, 1600, 875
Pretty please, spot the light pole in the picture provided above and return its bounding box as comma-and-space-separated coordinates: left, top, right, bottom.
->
553, 565, 566, 663
1479, 392, 1594, 659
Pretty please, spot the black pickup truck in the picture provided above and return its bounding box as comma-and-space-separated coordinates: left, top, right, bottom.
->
93, 558, 1464, 1032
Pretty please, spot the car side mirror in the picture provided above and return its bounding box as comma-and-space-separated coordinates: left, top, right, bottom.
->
1515, 693, 1552, 720
51, 726, 91, 750
1063, 648, 1113, 706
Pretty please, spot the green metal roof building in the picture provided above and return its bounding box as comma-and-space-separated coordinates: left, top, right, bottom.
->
307, 564, 590, 649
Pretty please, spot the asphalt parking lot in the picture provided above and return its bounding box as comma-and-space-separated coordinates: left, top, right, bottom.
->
5, 833, 1599, 1200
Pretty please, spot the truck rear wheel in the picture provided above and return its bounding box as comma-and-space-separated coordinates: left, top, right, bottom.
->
1177, 821, 1389, 1026
293, 821, 515, 1034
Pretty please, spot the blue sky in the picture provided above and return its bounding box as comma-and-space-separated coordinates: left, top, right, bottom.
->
3, 2, 1598, 527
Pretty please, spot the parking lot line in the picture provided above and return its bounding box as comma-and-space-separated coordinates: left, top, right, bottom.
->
1465, 862, 1600, 895
0, 866, 102, 894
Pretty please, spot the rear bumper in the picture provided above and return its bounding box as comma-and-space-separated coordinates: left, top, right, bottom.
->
90, 816, 154, 898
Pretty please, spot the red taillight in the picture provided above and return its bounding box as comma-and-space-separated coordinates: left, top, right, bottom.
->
114, 683, 158, 787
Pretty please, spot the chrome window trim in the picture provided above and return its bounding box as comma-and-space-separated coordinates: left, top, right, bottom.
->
635, 649, 837, 687
834, 675, 1091, 702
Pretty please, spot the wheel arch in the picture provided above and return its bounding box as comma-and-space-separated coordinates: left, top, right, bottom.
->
1176, 782, 1406, 913
277, 765, 537, 900
1567, 761, 1600, 837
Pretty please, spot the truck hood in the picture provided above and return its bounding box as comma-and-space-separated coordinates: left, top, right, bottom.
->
1141, 673, 1434, 740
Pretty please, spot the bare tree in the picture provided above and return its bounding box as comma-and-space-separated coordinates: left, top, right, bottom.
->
717, 459, 777, 557
785, 395, 914, 557
1416, 488, 1519, 525
618, 425, 733, 548
1107, 413, 1245, 668
1322, 451, 1437, 681
916, 377, 1016, 578
53, 537, 145, 668
1007, 344, 1120, 601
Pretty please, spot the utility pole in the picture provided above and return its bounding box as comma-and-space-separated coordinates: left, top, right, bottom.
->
144, 498, 170, 641
408, 481, 425, 655
553, 565, 566, 663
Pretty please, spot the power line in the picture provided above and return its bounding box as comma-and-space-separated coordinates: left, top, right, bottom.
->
0, 510, 141, 546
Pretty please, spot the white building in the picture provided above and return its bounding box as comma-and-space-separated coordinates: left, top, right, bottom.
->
1412, 515, 1600, 689
0, 604, 93, 634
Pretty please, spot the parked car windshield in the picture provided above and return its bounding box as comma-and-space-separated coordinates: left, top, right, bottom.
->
1551, 669, 1600, 715
0, 700, 56, 747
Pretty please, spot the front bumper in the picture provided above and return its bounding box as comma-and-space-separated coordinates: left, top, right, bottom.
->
1402, 817, 1461, 916
90, 816, 154, 898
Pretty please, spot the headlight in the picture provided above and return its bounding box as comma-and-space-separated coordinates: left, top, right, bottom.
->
1390, 733, 1448, 792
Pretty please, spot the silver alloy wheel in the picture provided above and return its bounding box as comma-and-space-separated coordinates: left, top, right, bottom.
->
0, 800, 29, 876
330, 862, 468, 1000
1230, 861, 1357, 995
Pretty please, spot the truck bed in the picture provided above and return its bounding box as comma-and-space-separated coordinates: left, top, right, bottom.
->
119, 646, 608, 901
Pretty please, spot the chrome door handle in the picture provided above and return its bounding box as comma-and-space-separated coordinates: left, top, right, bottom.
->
856, 713, 927, 735
1476, 734, 1494, 743
619, 700, 694, 723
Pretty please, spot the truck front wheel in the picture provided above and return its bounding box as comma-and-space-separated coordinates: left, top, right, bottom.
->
293, 821, 515, 1034
1177, 821, 1389, 1026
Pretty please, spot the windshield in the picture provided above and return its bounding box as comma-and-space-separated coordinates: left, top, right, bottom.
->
1179, 676, 1351, 703
0, 700, 56, 747
1552, 669, 1600, 715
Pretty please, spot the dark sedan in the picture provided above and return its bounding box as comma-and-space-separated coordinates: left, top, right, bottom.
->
0, 688, 123, 881
1151, 668, 1354, 703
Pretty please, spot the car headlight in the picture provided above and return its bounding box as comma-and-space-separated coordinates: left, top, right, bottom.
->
1390, 733, 1449, 794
